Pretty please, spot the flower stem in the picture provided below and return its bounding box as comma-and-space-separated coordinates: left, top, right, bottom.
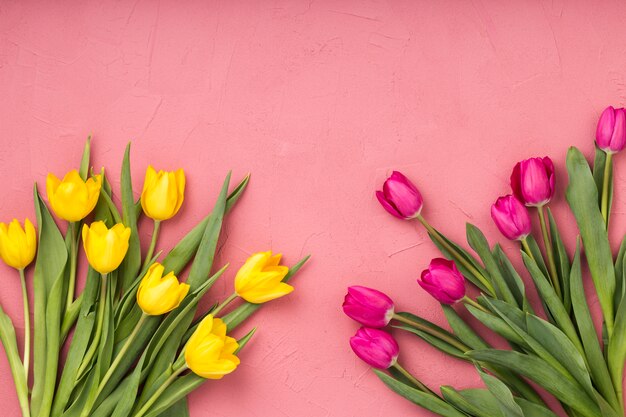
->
537, 206, 561, 298
212, 293, 238, 317
393, 313, 469, 352
133, 364, 187, 417
66, 221, 78, 312
416, 215, 496, 297
142, 220, 161, 271
77, 273, 108, 379
462, 296, 489, 314
601, 152, 612, 228
520, 237, 534, 260
392, 362, 432, 393
18, 269, 30, 383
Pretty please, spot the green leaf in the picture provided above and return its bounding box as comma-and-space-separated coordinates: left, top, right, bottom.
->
79, 136, 91, 180
442, 305, 489, 350
613, 235, 626, 314
0, 305, 30, 417
547, 208, 571, 313
393, 325, 466, 359
492, 245, 527, 311
607, 285, 626, 410
478, 369, 524, 417
118, 143, 141, 294
441, 386, 502, 417
466, 304, 525, 346
592, 145, 613, 228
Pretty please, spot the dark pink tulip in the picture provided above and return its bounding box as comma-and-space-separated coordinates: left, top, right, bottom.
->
596, 106, 626, 153
350, 327, 399, 369
418, 258, 466, 304
343, 286, 394, 328
491, 195, 532, 241
510, 157, 555, 207
376, 171, 423, 219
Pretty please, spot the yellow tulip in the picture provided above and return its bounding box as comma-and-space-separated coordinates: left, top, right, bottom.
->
0, 219, 37, 270
137, 262, 190, 315
234, 251, 293, 304
82, 221, 131, 274
185, 315, 240, 379
46, 170, 102, 222
140, 166, 185, 221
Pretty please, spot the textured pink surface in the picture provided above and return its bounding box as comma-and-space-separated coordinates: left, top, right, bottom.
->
1, 1, 626, 416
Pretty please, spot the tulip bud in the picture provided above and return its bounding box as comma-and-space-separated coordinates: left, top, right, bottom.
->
82, 221, 131, 274
137, 262, 190, 315
234, 251, 293, 304
342, 286, 394, 328
185, 315, 240, 379
491, 195, 532, 241
375, 171, 423, 219
596, 106, 626, 154
0, 219, 37, 270
418, 258, 466, 304
46, 170, 102, 222
350, 327, 399, 369
140, 166, 185, 221
510, 157, 555, 207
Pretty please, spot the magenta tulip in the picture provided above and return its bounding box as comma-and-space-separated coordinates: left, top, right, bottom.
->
343, 286, 394, 328
350, 327, 399, 369
491, 195, 532, 241
376, 171, 423, 219
596, 106, 626, 153
418, 258, 466, 304
510, 157, 555, 207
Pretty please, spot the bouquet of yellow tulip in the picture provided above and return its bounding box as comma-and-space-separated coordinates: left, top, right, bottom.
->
0, 139, 309, 417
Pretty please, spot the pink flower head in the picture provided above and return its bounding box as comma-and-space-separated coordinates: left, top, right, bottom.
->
349, 327, 399, 369
418, 258, 466, 304
596, 106, 626, 154
491, 195, 532, 241
510, 157, 555, 207
375, 171, 423, 219
343, 286, 394, 328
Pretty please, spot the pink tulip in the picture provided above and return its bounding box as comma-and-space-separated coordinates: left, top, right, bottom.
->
350, 327, 399, 369
491, 195, 532, 241
510, 157, 555, 207
596, 106, 626, 153
418, 258, 466, 304
376, 171, 423, 219
343, 286, 394, 328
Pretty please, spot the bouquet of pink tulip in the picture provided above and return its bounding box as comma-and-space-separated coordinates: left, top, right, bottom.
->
0, 139, 309, 417
343, 106, 626, 417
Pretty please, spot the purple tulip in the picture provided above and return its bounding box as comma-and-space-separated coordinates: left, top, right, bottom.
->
418, 258, 466, 304
376, 171, 423, 219
510, 157, 555, 207
491, 195, 532, 241
350, 327, 399, 369
343, 286, 394, 328
596, 106, 626, 153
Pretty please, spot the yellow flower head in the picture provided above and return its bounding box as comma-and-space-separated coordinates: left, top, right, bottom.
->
140, 166, 185, 221
0, 219, 37, 270
46, 170, 102, 222
82, 221, 131, 274
185, 315, 240, 379
137, 262, 190, 315
234, 251, 292, 304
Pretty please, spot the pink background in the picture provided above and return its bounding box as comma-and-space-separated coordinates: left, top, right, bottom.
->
1, 0, 626, 416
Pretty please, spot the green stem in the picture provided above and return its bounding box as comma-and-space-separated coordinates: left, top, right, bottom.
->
66, 222, 78, 312
18, 269, 30, 383
416, 215, 495, 297
392, 362, 432, 393
462, 296, 490, 314
133, 364, 187, 417
537, 206, 562, 298
212, 293, 238, 317
76, 273, 108, 378
601, 152, 612, 228
520, 237, 534, 260
142, 220, 161, 271
393, 313, 469, 352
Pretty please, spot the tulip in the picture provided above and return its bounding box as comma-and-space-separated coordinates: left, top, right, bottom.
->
234, 251, 293, 304
490, 195, 532, 241
46, 170, 102, 222
596, 106, 626, 154
510, 157, 555, 207
137, 262, 190, 315
342, 286, 394, 328
350, 327, 399, 369
0, 219, 37, 270
376, 171, 423, 219
185, 315, 240, 379
418, 258, 466, 304
140, 166, 185, 221
82, 221, 131, 274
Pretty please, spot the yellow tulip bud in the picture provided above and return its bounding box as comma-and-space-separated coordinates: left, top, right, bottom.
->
185, 315, 240, 379
140, 166, 185, 221
234, 251, 293, 304
137, 262, 190, 315
0, 219, 37, 270
46, 170, 102, 222
82, 221, 131, 274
